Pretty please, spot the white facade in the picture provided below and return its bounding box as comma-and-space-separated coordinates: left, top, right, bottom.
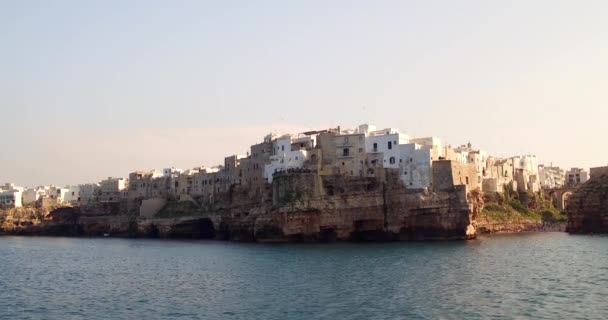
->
163, 167, 184, 178
513, 155, 540, 192
411, 137, 444, 160
63, 185, 80, 203
538, 165, 564, 189
272, 135, 292, 156
264, 150, 308, 183
398, 143, 433, 189
365, 128, 410, 169
0, 189, 22, 208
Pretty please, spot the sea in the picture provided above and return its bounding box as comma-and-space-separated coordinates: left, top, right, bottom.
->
1, 233, 607, 319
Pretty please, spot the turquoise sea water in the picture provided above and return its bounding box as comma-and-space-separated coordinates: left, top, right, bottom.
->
1, 233, 607, 320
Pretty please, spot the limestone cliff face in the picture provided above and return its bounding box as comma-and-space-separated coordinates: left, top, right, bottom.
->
227, 173, 475, 241
5, 173, 477, 241
567, 173, 608, 233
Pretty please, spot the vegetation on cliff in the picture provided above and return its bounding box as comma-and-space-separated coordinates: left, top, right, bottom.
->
479, 183, 566, 225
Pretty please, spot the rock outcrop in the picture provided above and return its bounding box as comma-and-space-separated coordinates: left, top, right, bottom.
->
567, 173, 608, 233
2, 172, 478, 241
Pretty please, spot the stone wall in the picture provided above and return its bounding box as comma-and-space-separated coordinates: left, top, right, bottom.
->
567, 172, 608, 233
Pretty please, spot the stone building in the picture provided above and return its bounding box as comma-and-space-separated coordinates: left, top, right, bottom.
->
482, 157, 516, 193
99, 177, 128, 202
333, 132, 366, 177
128, 170, 169, 201
78, 183, 100, 204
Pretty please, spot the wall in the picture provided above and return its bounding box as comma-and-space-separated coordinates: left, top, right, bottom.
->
398, 144, 432, 189
22, 189, 39, 205
590, 166, 608, 179
140, 198, 167, 218
432, 160, 479, 192
333, 133, 366, 177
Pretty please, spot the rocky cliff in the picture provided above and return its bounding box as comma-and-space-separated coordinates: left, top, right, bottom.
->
2, 173, 477, 241
567, 173, 608, 233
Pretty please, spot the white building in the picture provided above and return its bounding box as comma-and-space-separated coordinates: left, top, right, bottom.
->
163, 167, 184, 178
513, 155, 540, 192
0, 189, 22, 208
398, 143, 433, 189
538, 165, 564, 189
63, 185, 80, 204
365, 127, 410, 169
264, 150, 308, 183
272, 134, 292, 156
411, 137, 444, 160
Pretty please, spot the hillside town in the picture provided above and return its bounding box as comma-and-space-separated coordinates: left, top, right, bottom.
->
0, 124, 596, 212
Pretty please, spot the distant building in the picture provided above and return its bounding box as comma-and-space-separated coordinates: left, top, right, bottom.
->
565, 168, 589, 187
538, 165, 564, 189
0, 189, 22, 208
364, 126, 409, 169
78, 183, 100, 204
99, 177, 128, 201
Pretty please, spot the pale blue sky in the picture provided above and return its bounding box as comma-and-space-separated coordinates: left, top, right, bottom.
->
2, 0, 607, 186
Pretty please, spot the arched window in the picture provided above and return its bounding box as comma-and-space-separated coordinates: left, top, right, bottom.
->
389, 157, 396, 164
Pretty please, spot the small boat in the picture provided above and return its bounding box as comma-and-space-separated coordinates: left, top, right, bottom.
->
103, 233, 110, 237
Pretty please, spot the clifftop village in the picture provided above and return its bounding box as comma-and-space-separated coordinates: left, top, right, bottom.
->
0, 124, 598, 213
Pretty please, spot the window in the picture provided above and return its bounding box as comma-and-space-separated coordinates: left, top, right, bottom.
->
388, 141, 392, 150
343, 148, 350, 157
389, 157, 396, 164
359, 148, 363, 153
466, 177, 469, 185
281, 145, 284, 151
404, 171, 408, 175
373, 143, 378, 152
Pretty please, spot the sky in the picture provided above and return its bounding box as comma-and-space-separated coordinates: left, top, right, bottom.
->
1, 0, 607, 187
